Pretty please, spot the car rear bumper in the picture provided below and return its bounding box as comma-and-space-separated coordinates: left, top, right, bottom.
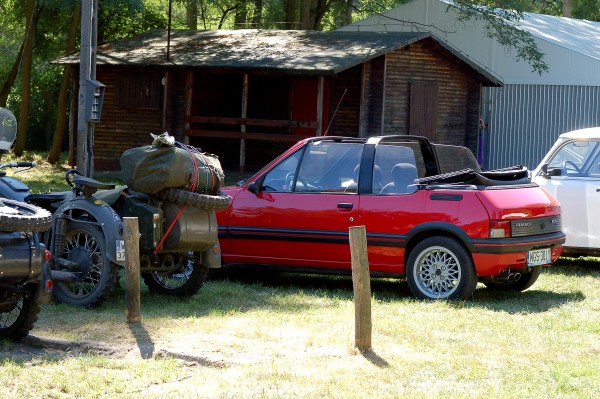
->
471, 232, 565, 276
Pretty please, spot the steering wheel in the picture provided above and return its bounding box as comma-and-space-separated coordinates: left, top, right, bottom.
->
65, 169, 82, 187
284, 172, 311, 191
285, 172, 297, 191
563, 160, 582, 175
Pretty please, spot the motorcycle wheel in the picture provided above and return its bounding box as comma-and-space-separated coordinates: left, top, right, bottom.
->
154, 188, 230, 211
0, 285, 40, 341
142, 256, 209, 296
0, 198, 51, 232
53, 222, 117, 307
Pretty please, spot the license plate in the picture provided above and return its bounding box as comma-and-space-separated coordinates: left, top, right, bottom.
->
527, 248, 551, 266
116, 240, 125, 262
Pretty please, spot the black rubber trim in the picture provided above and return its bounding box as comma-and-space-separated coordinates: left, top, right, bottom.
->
471, 231, 566, 254
219, 224, 566, 255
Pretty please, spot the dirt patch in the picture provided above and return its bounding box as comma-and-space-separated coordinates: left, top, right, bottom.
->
3, 333, 235, 367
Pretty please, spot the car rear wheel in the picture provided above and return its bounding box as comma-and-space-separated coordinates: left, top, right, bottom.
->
481, 265, 542, 292
406, 236, 477, 300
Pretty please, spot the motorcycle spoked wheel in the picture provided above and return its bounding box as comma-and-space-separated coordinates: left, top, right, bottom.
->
53, 222, 117, 307
153, 188, 230, 211
141, 254, 209, 296
0, 198, 51, 233
0, 285, 40, 341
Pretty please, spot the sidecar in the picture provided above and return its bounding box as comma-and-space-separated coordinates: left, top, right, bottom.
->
29, 170, 224, 308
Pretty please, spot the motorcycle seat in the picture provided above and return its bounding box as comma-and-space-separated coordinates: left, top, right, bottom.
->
74, 175, 115, 190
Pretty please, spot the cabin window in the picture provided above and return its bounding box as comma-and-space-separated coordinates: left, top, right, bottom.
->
115, 75, 162, 110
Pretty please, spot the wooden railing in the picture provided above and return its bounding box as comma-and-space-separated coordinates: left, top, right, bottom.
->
185, 115, 318, 142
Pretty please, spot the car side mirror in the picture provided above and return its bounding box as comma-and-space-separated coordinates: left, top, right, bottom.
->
248, 181, 261, 194
540, 163, 561, 178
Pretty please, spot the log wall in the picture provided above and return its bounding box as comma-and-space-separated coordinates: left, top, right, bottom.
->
384, 38, 482, 152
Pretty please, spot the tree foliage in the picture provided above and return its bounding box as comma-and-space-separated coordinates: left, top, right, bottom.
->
451, 0, 549, 75
1, 0, 600, 154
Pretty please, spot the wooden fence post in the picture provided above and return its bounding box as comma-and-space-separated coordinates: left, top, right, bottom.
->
124, 217, 141, 324
349, 225, 372, 351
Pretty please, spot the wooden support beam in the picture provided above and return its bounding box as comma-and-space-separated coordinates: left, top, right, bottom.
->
316, 76, 324, 136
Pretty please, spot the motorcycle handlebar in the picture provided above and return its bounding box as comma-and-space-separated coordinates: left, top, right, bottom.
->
0, 161, 36, 169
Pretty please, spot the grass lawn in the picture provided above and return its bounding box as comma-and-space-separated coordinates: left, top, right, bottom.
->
0, 152, 598, 398
0, 258, 598, 399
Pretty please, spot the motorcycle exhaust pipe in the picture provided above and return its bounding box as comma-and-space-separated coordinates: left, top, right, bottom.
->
50, 270, 79, 283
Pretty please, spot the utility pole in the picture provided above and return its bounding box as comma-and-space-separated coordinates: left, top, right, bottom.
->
76, 0, 99, 177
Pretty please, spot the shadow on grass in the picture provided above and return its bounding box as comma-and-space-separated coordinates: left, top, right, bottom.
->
209, 266, 409, 300
128, 323, 155, 359
209, 264, 590, 314
466, 288, 585, 313
42, 258, 595, 326
360, 349, 390, 368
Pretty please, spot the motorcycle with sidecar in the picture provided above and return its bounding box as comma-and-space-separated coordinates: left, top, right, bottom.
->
0, 108, 53, 340
0, 107, 228, 308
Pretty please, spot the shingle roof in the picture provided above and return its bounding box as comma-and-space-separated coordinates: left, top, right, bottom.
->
55, 29, 500, 84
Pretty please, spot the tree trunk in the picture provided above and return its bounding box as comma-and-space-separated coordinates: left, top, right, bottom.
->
563, 0, 572, 17
284, 0, 295, 29
187, 0, 198, 29
299, 0, 311, 29
252, 0, 263, 28
198, 0, 208, 29
235, 0, 247, 29
48, 3, 81, 164
345, 0, 353, 25
217, 5, 237, 29
14, 0, 37, 156
313, 0, 330, 29
0, 41, 25, 108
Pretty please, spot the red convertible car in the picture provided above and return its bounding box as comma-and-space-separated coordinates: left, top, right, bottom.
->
216, 136, 565, 299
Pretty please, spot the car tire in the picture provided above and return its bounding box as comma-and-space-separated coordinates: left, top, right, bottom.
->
0, 198, 51, 232
481, 265, 542, 292
406, 236, 478, 300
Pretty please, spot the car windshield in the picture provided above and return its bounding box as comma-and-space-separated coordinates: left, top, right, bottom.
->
547, 140, 600, 176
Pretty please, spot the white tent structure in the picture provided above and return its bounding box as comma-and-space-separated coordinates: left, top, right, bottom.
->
339, 0, 600, 169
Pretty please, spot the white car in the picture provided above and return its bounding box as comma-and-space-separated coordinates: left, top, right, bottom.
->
532, 127, 600, 257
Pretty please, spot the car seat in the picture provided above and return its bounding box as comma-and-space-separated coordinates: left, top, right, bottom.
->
380, 163, 419, 194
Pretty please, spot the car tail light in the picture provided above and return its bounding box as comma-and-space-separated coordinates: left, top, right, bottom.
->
490, 220, 511, 238
44, 249, 52, 261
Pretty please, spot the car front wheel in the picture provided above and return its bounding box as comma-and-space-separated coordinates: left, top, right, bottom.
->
406, 236, 477, 300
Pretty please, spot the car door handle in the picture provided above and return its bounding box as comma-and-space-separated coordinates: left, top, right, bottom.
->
337, 202, 353, 209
